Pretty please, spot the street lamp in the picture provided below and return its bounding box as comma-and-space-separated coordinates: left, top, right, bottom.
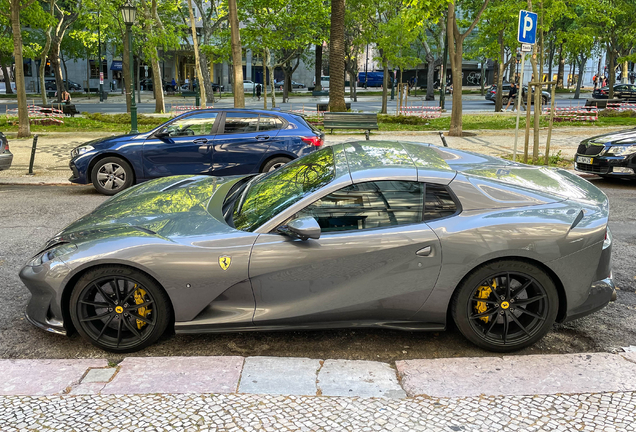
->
121, 0, 138, 134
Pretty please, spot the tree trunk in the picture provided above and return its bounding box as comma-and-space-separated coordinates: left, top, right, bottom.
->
556, 44, 564, 88
349, 70, 356, 102
265, 49, 276, 108
282, 65, 290, 103
151, 52, 165, 113
50, 35, 65, 103
314, 44, 322, 91
328, 0, 346, 112
495, 30, 504, 112
39, 20, 53, 105
547, 38, 554, 92
381, 57, 388, 114
199, 51, 215, 104
123, 26, 131, 113
262, 48, 267, 109
480, 59, 486, 95
10, 0, 30, 137
574, 55, 585, 99
228, 0, 244, 108
0, 61, 13, 94
608, 47, 615, 99
425, 52, 435, 100
187, 0, 206, 107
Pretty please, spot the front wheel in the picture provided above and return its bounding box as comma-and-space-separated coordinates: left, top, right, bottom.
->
70, 266, 172, 353
451, 260, 559, 352
91, 156, 133, 195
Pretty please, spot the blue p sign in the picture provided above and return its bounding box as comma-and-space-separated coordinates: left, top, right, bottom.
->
518, 10, 538, 44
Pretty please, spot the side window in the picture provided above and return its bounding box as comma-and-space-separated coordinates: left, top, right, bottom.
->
297, 181, 423, 232
424, 184, 458, 221
259, 116, 284, 131
223, 113, 259, 134
159, 112, 217, 137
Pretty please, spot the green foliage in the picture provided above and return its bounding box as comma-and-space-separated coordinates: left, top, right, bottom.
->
502, 150, 570, 168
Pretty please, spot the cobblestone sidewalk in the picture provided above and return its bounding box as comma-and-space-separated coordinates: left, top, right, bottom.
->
1, 391, 635, 432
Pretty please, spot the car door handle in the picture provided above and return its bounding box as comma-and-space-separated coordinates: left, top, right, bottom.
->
416, 246, 432, 257
193, 138, 208, 144
256, 135, 270, 141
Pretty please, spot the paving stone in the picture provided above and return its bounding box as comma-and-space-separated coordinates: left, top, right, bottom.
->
0, 359, 107, 396
101, 356, 244, 395
318, 360, 406, 399
239, 357, 321, 396
81, 368, 117, 383
396, 353, 636, 398
68, 382, 107, 395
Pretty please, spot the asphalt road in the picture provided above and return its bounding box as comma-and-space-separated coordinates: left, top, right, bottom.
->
0, 94, 591, 115
1, 180, 635, 361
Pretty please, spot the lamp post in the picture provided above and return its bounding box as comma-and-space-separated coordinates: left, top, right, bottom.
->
516, 51, 521, 83
121, 1, 138, 134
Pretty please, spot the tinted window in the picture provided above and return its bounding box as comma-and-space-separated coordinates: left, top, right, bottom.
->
224, 113, 259, 134
424, 184, 457, 221
233, 147, 335, 231
159, 112, 218, 137
298, 181, 423, 232
259, 116, 284, 131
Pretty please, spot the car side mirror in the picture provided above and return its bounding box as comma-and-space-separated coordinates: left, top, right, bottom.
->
278, 216, 321, 241
154, 130, 170, 139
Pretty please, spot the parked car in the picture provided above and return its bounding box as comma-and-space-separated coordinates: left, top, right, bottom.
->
0, 132, 12, 170
243, 80, 256, 91
486, 83, 550, 105
592, 84, 636, 100
44, 79, 83, 91
575, 128, 636, 178
68, 109, 325, 195
22, 141, 614, 352
274, 80, 306, 89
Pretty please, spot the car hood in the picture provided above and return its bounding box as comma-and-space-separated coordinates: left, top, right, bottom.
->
73, 133, 145, 151
582, 128, 636, 146
47, 175, 242, 247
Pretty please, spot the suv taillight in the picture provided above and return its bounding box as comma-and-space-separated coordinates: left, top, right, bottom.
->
301, 136, 323, 147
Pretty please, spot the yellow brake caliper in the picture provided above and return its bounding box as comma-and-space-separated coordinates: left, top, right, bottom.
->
133, 285, 151, 330
475, 279, 496, 323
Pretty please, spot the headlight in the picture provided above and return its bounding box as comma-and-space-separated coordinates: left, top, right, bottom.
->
607, 145, 636, 156
27, 243, 77, 267
70, 145, 95, 158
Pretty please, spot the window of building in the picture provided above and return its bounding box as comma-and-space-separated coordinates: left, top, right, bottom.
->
89, 59, 108, 79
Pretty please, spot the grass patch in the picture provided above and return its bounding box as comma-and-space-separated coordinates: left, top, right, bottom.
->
501, 150, 572, 168
0, 112, 169, 134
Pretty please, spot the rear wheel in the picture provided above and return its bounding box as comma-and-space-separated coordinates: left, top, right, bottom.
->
70, 266, 171, 353
451, 260, 558, 352
91, 156, 133, 195
261, 156, 292, 173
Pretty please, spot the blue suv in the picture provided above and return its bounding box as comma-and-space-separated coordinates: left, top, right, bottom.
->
69, 109, 324, 195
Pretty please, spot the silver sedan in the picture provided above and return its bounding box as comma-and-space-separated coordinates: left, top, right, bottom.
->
20, 141, 615, 352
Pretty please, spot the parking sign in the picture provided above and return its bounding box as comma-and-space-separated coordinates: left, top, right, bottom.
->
518, 10, 538, 44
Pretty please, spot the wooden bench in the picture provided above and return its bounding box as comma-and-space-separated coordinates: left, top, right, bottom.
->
181, 91, 197, 98
38, 104, 79, 117
323, 112, 378, 140
585, 98, 622, 109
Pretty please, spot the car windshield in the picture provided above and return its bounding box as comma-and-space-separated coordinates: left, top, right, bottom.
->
232, 147, 335, 232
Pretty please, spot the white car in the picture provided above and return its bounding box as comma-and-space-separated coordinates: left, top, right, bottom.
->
312, 76, 330, 90
243, 80, 256, 91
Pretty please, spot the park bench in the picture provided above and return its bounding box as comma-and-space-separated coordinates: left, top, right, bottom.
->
181, 91, 197, 98
38, 103, 79, 117
323, 112, 378, 140
312, 90, 329, 97
585, 98, 622, 109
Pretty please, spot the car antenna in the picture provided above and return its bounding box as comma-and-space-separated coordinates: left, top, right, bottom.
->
438, 131, 449, 147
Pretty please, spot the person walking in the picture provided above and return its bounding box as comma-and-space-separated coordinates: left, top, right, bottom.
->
503, 82, 518, 112
256, 83, 262, 101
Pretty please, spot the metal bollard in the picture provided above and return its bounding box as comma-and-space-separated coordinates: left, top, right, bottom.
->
28, 134, 38, 175
438, 131, 448, 147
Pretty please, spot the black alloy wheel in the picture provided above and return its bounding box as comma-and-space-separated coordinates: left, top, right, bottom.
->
452, 260, 558, 352
70, 266, 171, 352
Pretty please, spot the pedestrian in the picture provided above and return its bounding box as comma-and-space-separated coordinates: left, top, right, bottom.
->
256, 83, 262, 101
61, 90, 72, 104
171, 78, 176, 90
503, 82, 518, 112
592, 74, 597, 90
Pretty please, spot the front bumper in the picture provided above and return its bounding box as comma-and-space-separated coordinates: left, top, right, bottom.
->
0, 152, 13, 170
19, 260, 71, 336
69, 158, 88, 184
574, 154, 636, 177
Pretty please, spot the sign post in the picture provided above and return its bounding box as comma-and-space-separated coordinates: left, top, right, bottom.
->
513, 10, 537, 162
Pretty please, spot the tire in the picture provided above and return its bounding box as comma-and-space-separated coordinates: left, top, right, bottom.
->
451, 260, 559, 352
261, 156, 292, 173
70, 266, 172, 353
91, 156, 134, 195
502, 96, 509, 104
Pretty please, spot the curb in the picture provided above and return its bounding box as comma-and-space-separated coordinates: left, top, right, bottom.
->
2, 352, 635, 399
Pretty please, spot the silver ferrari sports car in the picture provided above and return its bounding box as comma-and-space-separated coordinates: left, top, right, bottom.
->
20, 141, 615, 353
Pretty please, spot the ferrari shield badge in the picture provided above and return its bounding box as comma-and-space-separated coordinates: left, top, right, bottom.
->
219, 255, 232, 271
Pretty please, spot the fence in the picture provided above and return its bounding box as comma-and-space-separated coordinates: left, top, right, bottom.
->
542, 107, 598, 122
606, 102, 636, 112
397, 105, 442, 119
5, 105, 64, 125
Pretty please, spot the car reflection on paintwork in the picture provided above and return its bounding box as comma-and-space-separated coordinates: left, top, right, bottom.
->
21, 141, 615, 353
